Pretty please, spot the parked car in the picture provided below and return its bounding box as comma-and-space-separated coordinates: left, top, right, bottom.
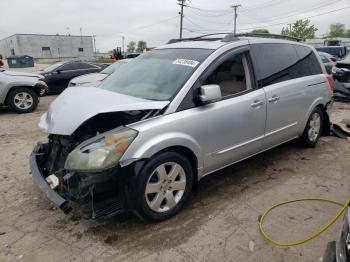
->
40, 61, 106, 93
333, 55, 350, 89
30, 34, 333, 221
0, 70, 48, 113
125, 53, 141, 59
316, 46, 347, 59
68, 59, 131, 87
318, 51, 336, 74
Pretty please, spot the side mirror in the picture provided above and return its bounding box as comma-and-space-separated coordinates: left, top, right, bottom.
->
56, 69, 62, 74
199, 84, 221, 104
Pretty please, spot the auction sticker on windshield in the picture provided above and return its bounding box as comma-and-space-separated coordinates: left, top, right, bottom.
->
173, 59, 200, 68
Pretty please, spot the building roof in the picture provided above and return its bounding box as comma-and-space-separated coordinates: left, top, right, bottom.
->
0, 33, 93, 41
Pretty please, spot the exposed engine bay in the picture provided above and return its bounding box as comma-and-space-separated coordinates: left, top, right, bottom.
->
35, 109, 159, 218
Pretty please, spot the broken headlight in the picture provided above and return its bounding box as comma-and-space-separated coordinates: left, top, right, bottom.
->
65, 127, 138, 172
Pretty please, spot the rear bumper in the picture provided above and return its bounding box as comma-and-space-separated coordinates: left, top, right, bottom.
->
30, 143, 72, 214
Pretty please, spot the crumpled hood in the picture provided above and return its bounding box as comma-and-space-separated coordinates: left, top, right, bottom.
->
70, 73, 107, 85
39, 87, 169, 135
3, 70, 43, 78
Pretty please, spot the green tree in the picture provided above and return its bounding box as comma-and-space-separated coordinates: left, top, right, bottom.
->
347, 29, 350, 38
127, 41, 136, 53
281, 19, 317, 39
329, 23, 346, 37
251, 29, 270, 34
136, 40, 147, 52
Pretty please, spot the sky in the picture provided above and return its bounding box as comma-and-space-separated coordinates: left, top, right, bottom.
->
0, 0, 349, 52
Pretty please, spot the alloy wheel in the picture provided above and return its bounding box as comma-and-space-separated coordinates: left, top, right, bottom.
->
13, 92, 33, 110
308, 112, 321, 142
145, 162, 187, 213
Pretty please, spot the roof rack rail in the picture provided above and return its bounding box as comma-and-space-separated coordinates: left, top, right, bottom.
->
167, 32, 304, 45
223, 33, 304, 42
167, 33, 230, 44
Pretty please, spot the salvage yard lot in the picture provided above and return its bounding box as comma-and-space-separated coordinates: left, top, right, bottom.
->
1, 96, 350, 262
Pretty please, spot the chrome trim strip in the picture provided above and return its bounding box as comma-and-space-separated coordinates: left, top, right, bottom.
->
215, 135, 264, 155
265, 122, 298, 137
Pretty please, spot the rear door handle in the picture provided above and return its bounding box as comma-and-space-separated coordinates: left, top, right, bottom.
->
251, 100, 264, 108
268, 95, 280, 103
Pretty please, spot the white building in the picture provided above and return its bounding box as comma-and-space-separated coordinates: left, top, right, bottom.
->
0, 34, 94, 61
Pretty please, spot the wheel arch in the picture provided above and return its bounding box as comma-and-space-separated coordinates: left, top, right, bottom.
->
299, 98, 330, 136
5, 85, 39, 105
121, 133, 203, 190
315, 103, 331, 135
154, 145, 199, 191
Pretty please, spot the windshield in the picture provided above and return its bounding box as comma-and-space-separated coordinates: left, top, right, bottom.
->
101, 60, 129, 74
98, 48, 212, 101
43, 62, 63, 72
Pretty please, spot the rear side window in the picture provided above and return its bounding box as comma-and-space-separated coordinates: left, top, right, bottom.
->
251, 43, 321, 87
320, 55, 328, 63
294, 45, 323, 75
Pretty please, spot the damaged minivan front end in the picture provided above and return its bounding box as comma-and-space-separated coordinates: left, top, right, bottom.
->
31, 86, 169, 218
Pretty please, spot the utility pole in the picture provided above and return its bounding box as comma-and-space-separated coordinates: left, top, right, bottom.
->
92, 35, 97, 58
288, 23, 292, 32
231, 4, 241, 35
122, 36, 125, 53
178, 0, 186, 39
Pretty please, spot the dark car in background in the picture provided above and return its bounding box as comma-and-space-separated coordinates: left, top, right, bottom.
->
316, 46, 347, 59
40, 61, 106, 93
68, 59, 131, 87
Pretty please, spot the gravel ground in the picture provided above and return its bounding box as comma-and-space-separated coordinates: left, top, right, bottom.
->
0, 95, 350, 262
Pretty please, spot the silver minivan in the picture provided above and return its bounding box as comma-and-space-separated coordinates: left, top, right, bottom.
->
30, 34, 333, 221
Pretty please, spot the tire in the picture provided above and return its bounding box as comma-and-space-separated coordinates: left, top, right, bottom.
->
7, 88, 38, 113
301, 107, 324, 147
134, 151, 193, 221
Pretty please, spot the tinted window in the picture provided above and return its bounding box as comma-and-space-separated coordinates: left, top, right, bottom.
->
77, 63, 96, 69
61, 62, 94, 70
59, 63, 73, 70
203, 52, 252, 97
294, 45, 323, 75
320, 55, 328, 63
252, 43, 321, 87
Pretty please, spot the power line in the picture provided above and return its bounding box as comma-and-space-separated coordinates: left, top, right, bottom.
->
186, 5, 232, 13
184, 4, 350, 35
240, 0, 283, 13
238, 5, 350, 31
238, 0, 345, 26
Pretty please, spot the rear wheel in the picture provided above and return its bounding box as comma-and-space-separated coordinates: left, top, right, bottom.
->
134, 151, 193, 221
301, 107, 323, 147
7, 88, 38, 113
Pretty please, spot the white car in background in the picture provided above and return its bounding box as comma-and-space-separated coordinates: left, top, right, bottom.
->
68, 59, 131, 87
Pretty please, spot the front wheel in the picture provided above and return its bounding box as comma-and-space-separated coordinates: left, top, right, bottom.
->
301, 107, 323, 147
134, 151, 193, 221
7, 88, 38, 113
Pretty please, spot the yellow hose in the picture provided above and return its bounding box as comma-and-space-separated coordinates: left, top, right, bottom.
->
259, 198, 350, 247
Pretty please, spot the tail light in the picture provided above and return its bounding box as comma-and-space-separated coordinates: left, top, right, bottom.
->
326, 74, 334, 93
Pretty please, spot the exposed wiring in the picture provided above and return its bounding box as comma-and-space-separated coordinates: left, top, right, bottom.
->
259, 198, 350, 246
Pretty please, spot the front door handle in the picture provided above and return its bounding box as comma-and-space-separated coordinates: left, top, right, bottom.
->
268, 95, 280, 103
251, 100, 264, 108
